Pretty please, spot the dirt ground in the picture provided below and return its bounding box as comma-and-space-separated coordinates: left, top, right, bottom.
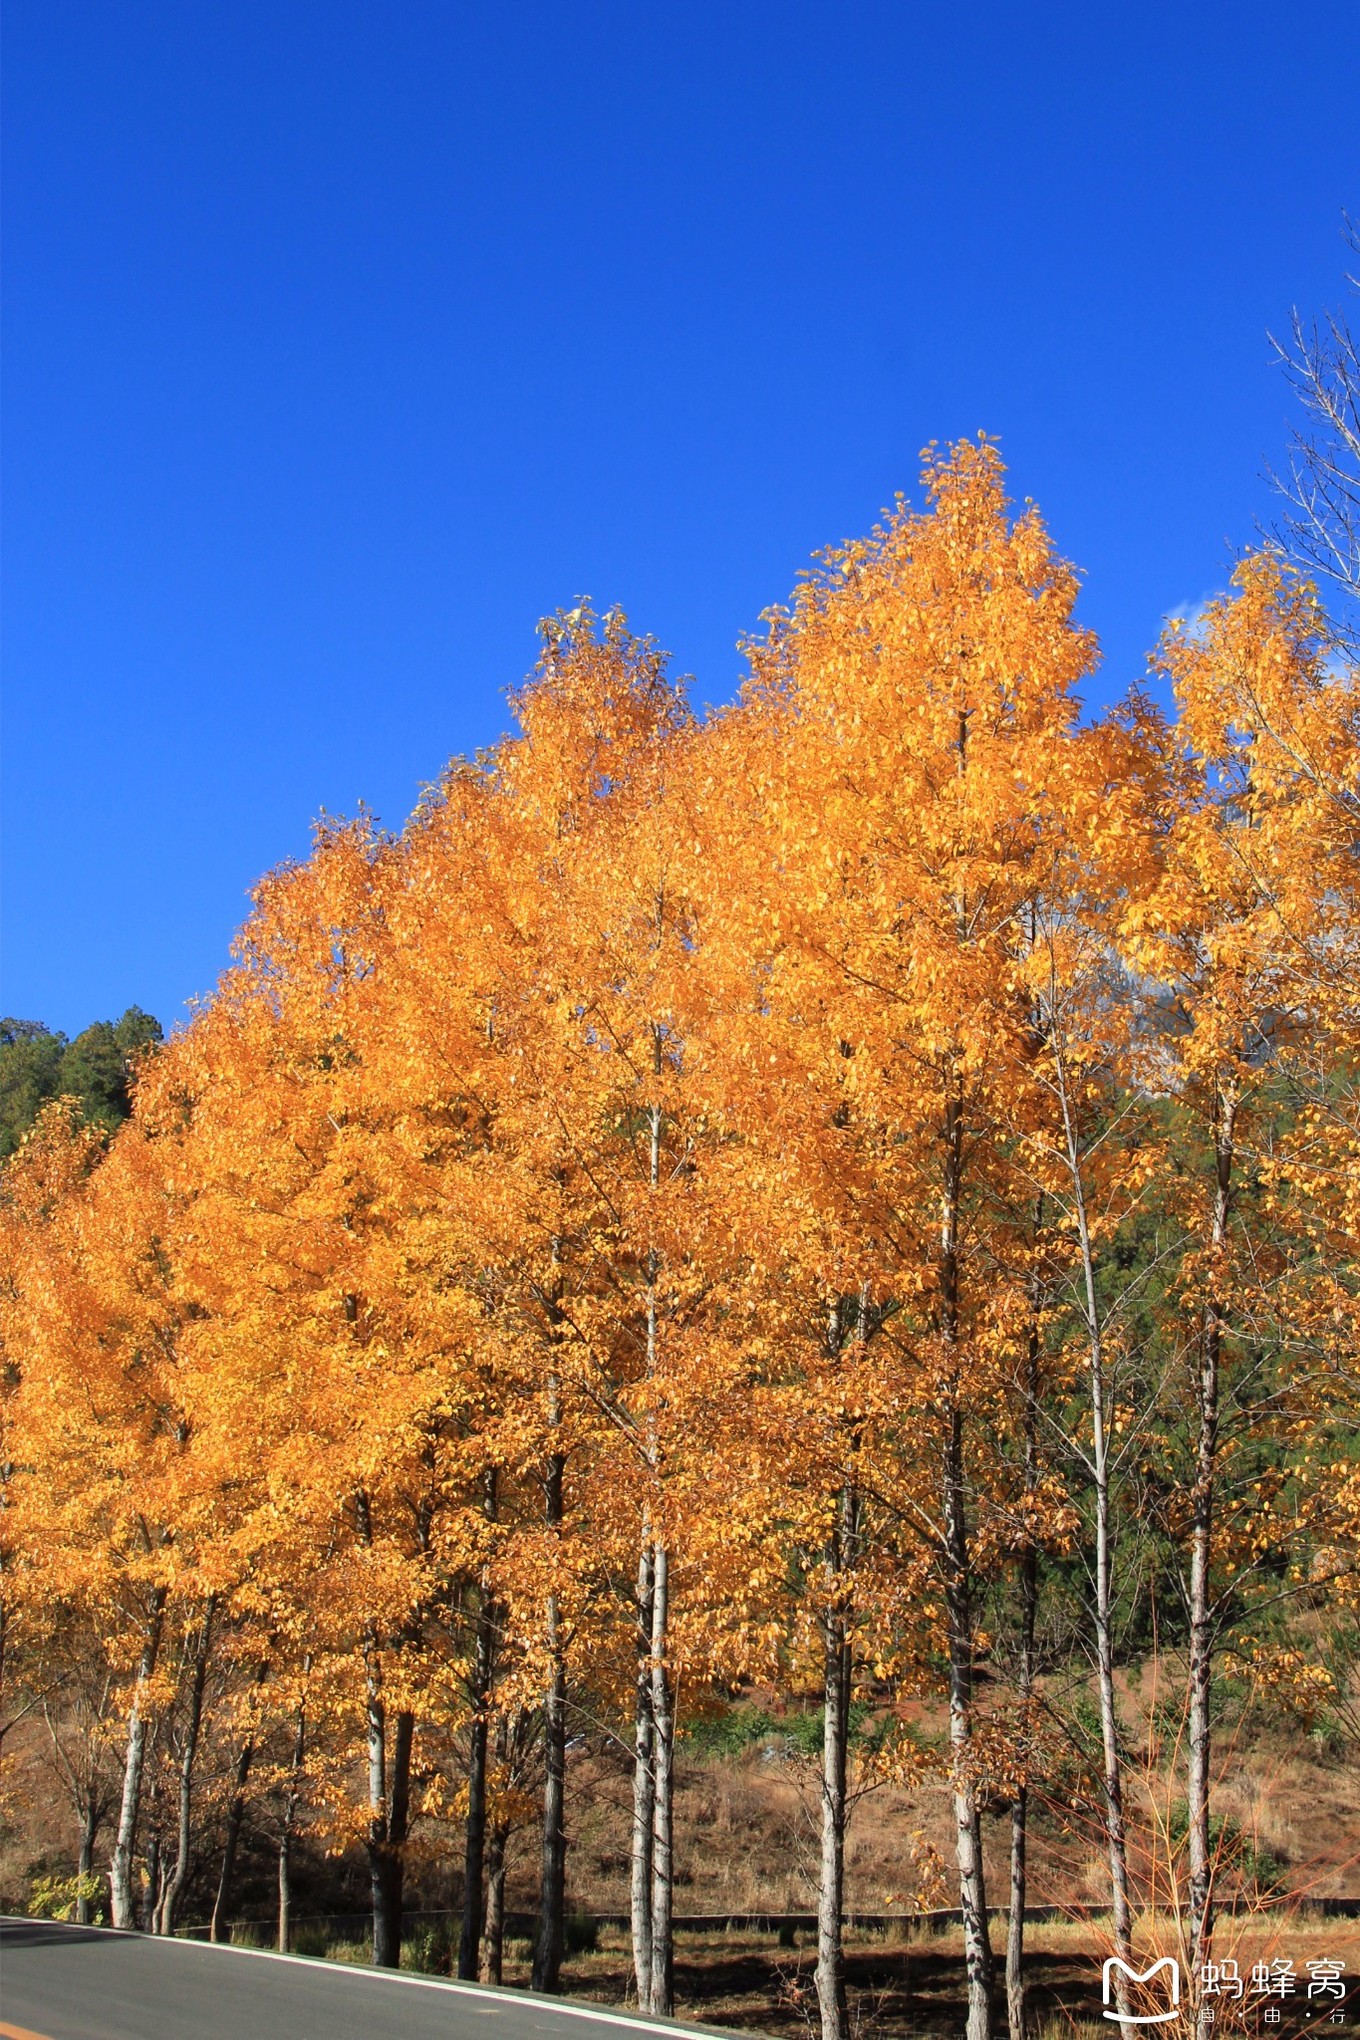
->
495, 1918, 1360, 2039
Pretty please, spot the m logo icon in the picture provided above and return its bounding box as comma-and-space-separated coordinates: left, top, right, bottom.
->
1102, 1956, 1182, 2024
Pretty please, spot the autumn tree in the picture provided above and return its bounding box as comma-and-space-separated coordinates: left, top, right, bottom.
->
697, 440, 1100, 2040
1123, 556, 1360, 2026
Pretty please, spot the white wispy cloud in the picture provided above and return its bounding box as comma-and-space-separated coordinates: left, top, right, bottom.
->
1161, 591, 1223, 637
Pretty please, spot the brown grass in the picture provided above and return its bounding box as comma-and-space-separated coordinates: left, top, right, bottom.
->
491, 1918, 1359, 2037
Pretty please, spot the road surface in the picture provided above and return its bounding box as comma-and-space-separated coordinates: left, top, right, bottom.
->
0, 1918, 729, 2040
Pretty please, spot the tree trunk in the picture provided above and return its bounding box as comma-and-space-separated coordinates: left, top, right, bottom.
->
944, 1407, 994, 2040
1006, 1288, 1041, 2040
365, 1640, 391, 1963
1051, 1047, 1134, 2002
1091, 1361, 1135, 1985
277, 1829, 292, 1954
939, 1085, 993, 2040
277, 1694, 306, 1954
368, 1704, 413, 1969
460, 1472, 500, 1982
357, 1477, 414, 1973
631, 1539, 656, 2008
1006, 1790, 1028, 2040
145, 1829, 163, 1930
1077, 1146, 1135, 1996
109, 1585, 167, 1930
532, 1431, 567, 1994
211, 1742, 255, 1943
635, 1080, 668, 2012
816, 1485, 854, 2040
1188, 1091, 1235, 2039
77, 1793, 99, 1924
1086, 1302, 1135, 2011
155, 1599, 214, 1935
377, 1713, 415, 1966
460, 1634, 491, 1980
482, 1822, 509, 1984
211, 1657, 268, 1942
533, 1612, 567, 1992
648, 1542, 675, 2018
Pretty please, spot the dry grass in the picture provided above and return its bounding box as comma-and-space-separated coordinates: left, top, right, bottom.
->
481, 1916, 1358, 2038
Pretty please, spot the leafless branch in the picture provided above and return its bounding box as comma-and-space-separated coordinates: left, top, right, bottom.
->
1266, 215, 1360, 648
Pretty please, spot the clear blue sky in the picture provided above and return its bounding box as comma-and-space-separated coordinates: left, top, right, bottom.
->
4, 2, 1358, 1038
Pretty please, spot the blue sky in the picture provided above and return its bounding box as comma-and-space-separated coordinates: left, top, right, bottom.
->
4, 2, 1358, 1037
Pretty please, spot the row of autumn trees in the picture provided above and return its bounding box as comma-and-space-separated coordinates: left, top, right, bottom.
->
3, 443, 1359, 2040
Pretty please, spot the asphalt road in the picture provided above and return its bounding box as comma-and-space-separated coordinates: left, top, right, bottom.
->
0, 1919, 726, 2040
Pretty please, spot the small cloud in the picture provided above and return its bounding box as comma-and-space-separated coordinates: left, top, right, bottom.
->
1161, 591, 1222, 639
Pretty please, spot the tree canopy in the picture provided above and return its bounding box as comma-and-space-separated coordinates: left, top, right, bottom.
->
0, 1007, 163, 1157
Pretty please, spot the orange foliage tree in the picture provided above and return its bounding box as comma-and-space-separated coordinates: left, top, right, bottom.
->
3, 452, 1357, 2040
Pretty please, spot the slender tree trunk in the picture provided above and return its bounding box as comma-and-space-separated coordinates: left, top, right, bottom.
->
77, 1793, 99, 1924
155, 1599, 214, 1934
1188, 1092, 1235, 2038
1090, 1354, 1135, 1979
1006, 1279, 1042, 2040
483, 1706, 522, 1984
819, 1291, 870, 2040
355, 1483, 412, 1972
460, 1636, 491, 1979
631, 1539, 656, 2008
533, 1367, 567, 1996
648, 1542, 675, 2018
939, 1086, 993, 2040
636, 1076, 671, 2011
944, 1406, 994, 2040
1050, 1045, 1135, 1998
482, 1822, 509, 1983
365, 1639, 391, 1963
277, 1692, 307, 1954
380, 1709, 414, 1965
362, 1651, 413, 1967
211, 1657, 268, 1942
210, 1754, 254, 1942
366, 1699, 413, 1969
211, 1746, 255, 1940
534, 1605, 567, 1993
1006, 1791, 1028, 2040
109, 1585, 167, 1930
145, 1829, 163, 1929
813, 1295, 854, 2040
277, 1830, 292, 1954
460, 1470, 500, 1982
816, 1481, 855, 2040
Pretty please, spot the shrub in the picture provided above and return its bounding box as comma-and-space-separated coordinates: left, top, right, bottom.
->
402, 1921, 457, 1974
290, 1922, 334, 1959
27, 1872, 104, 1923
564, 1912, 599, 1956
